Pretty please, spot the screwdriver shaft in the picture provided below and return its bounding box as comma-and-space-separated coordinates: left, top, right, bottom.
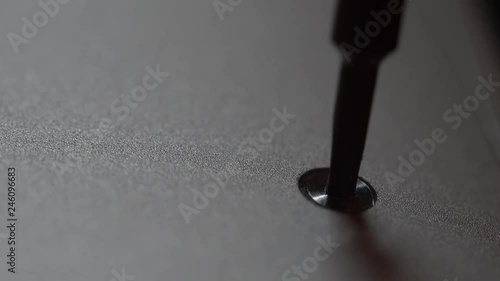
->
326, 0, 406, 202
327, 61, 379, 199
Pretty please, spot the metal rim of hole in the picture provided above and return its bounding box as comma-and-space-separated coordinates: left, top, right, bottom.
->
298, 168, 377, 213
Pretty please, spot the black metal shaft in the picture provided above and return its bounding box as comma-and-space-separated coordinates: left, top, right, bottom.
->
326, 0, 406, 200
327, 61, 379, 199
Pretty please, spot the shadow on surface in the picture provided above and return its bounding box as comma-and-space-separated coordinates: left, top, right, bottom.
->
332, 215, 405, 281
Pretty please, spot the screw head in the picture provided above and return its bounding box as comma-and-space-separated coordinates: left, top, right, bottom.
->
298, 168, 377, 213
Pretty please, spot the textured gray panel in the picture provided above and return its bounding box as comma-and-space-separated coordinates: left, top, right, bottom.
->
0, 0, 498, 280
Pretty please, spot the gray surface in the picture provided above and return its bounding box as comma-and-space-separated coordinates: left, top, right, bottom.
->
0, 0, 499, 280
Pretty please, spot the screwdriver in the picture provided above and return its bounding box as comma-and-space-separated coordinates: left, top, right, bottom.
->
329, 0, 406, 199
299, 0, 406, 212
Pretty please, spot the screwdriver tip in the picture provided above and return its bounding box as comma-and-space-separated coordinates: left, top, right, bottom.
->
298, 168, 377, 213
